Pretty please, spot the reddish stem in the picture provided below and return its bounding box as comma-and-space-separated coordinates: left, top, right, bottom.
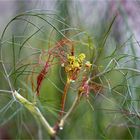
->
36, 61, 50, 96
59, 79, 70, 118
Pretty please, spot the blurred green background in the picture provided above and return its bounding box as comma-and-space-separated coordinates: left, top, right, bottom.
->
0, 0, 140, 139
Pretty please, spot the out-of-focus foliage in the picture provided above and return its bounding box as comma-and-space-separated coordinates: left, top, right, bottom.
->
0, 0, 140, 139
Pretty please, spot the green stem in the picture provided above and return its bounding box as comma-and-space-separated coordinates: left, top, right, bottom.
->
13, 90, 56, 137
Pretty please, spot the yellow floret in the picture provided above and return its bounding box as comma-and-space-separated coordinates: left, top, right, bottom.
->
78, 53, 85, 60
73, 61, 80, 68
67, 55, 75, 65
77, 53, 85, 64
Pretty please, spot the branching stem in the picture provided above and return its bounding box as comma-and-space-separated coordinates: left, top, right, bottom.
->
59, 95, 81, 128
13, 90, 56, 137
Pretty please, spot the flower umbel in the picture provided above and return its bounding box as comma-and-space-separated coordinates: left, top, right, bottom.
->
65, 53, 86, 81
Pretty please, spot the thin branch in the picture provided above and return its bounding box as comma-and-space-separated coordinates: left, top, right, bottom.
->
92, 67, 140, 80
0, 90, 12, 93
59, 94, 81, 129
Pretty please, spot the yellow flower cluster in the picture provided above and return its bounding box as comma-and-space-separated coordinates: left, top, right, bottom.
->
64, 53, 92, 81
65, 53, 85, 73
